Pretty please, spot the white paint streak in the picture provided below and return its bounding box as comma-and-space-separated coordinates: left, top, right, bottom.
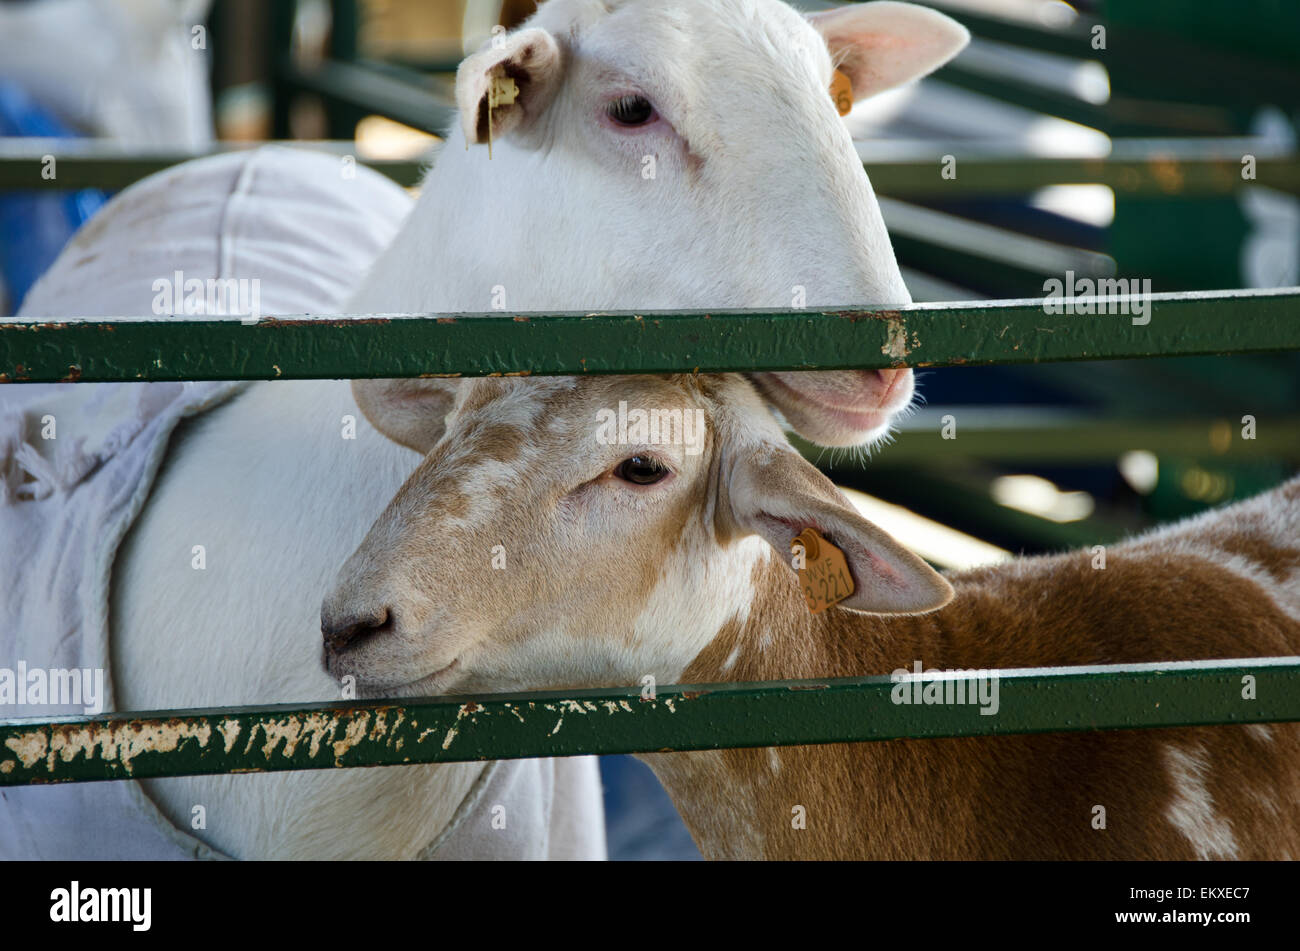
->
882, 318, 908, 359
331, 714, 372, 764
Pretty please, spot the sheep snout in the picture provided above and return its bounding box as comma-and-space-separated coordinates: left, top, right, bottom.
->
321, 605, 394, 656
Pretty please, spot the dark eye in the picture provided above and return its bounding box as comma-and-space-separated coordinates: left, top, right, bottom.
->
614, 455, 669, 485
607, 94, 654, 126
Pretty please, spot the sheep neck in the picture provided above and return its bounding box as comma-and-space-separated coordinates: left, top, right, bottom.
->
638, 552, 970, 859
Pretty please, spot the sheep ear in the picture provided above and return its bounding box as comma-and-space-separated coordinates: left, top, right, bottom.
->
351, 379, 461, 454
456, 27, 563, 145
809, 1, 969, 102
723, 439, 953, 615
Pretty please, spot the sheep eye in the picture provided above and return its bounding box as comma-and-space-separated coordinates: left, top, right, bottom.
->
614, 455, 668, 485
607, 94, 654, 126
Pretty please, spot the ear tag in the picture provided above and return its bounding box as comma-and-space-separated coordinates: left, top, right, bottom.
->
830, 69, 853, 116
485, 74, 520, 160
791, 527, 855, 614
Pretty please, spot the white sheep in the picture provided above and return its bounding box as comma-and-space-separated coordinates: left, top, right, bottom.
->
353, 0, 969, 448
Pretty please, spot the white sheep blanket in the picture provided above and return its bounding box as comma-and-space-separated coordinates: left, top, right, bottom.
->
0, 146, 605, 860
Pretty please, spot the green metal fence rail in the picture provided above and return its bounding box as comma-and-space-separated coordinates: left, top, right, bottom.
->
924, 0, 1097, 59
2, 288, 1297, 384
0, 138, 427, 190
278, 59, 458, 140
2, 138, 1296, 196
3, 659, 1297, 786
826, 412, 1300, 464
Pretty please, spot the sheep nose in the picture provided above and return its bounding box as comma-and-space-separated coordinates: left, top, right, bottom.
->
321, 606, 392, 653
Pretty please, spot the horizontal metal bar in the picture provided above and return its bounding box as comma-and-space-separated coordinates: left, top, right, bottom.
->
933, 70, 1109, 131
832, 464, 1136, 552
279, 58, 458, 137
2, 658, 1296, 786
2, 289, 1296, 384
923, 0, 1100, 60
865, 138, 1300, 197
881, 197, 1115, 297
863, 411, 1300, 463
1, 138, 1293, 195
0, 139, 428, 190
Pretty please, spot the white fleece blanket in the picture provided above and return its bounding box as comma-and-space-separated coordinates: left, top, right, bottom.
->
0, 146, 605, 860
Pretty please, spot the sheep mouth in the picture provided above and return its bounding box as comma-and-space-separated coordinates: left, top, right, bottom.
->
364, 659, 463, 699
754, 369, 910, 435
324, 646, 462, 698
407, 658, 462, 695
767, 368, 907, 410
791, 399, 891, 433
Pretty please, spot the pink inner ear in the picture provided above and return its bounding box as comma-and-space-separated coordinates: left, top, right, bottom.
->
810, 5, 970, 103
860, 548, 905, 588
849, 31, 909, 53
836, 32, 921, 98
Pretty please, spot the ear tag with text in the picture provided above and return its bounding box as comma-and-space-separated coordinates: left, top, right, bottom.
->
791, 527, 855, 614
830, 69, 853, 116
486, 74, 520, 159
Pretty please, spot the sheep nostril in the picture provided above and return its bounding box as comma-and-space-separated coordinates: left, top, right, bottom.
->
322, 607, 393, 653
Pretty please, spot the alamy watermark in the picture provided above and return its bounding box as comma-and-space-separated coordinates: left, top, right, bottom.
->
50, 881, 150, 931
594, 401, 706, 456
0, 662, 104, 714
1043, 270, 1152, 326
152, 270, 262, 323
890, 660, 1000, 716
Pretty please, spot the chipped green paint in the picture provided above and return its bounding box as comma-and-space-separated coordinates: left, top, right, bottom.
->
2, 659, 1298, 786
1, 289, 1298, 383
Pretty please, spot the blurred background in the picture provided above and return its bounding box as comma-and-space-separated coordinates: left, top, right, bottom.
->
1, 0, 1297, 859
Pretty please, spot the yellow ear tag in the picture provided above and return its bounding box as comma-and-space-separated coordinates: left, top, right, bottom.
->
485, 74, 520, 159
830, 68, 853, 116
792, 527, 855, 614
